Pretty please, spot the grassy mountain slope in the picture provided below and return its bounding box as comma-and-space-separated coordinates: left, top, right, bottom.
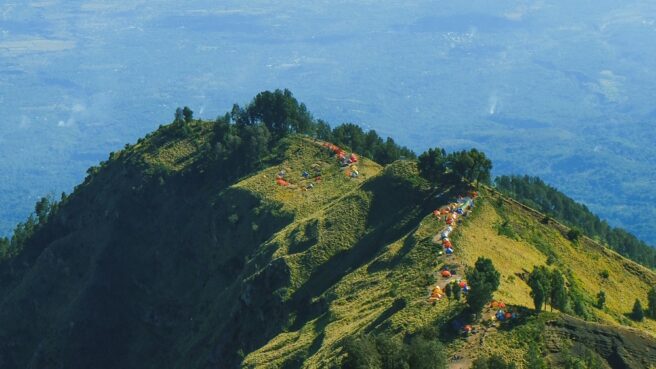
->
457, 193, 656, 332
0, 117, 655, 369
241, 161, 452, 368
0, 120, 447, 369
444, 189, 656, 366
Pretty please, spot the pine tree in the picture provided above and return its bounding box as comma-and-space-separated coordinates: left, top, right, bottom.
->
182, 106, 193, 123
631, 299, 644, 322
453, 283, 462, 301
341, 334, 382, 369
525, 343, 547, 369
174, 107, 184, 124
647, 287, 656, 319
596, 291, 606, 309
417, 148, 447, 184
550, 270, 567, 311
528, 266, 551, 312
466, 257, 500, 314
34, 196, 52, 224
444, 283, 452, 299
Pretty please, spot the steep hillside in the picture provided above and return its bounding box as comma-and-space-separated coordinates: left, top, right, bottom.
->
1, 112, 655, 369
446, 190, 656, 368
0, 118, 447, 369
494, 175, 656, 269
457, 192, 656, 331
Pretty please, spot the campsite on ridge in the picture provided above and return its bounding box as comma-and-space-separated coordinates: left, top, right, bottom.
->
0, 90, 655, 369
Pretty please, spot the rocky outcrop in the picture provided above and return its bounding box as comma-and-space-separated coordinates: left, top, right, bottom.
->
544, 316, 656, 369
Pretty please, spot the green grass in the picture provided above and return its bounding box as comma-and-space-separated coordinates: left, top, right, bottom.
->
241, 161, 447, 368
457, 191, 656, 334
241, 158, 656, 368
2, 126, 655, 369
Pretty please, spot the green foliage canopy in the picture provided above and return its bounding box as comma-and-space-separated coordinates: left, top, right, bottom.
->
528, 266, 552, 312
631, 299, 645, 321
648, 287, 656, 319
466, 257, 500, 313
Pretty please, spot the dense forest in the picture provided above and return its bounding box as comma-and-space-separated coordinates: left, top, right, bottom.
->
494, 175, 656, 269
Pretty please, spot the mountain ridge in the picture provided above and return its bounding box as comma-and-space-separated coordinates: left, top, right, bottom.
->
1, 93, 655, 369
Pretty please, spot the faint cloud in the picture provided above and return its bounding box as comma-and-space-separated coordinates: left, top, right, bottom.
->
0, 38, 75, 55
57, 118, 75, 127
30, 1, 58, 8
19, 115, 31, 129
504, 10, 525, 21
57, 102, 88, 128
71, 103, 85, 113
588, 70, 626, 103
80, 1, 146, 12
503, 2, 544, 21
488, 93, 499, 115
0, 4, 16, 20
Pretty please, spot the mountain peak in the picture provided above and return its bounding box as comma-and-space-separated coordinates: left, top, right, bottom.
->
1, 93, 654, 369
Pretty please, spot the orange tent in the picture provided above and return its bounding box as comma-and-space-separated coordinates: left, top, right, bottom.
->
441, 270, 451, 278
459, 281, 467, 288
442, 240, 452, 248
276, 178, 289, 186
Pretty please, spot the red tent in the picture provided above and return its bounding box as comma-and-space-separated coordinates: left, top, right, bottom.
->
442, 240, 452, 248
459, 281, 467, 288
349, 153, 358, 163
441, 270, 451, 278
276, 178, 289, 187
505, 312, 512, 320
